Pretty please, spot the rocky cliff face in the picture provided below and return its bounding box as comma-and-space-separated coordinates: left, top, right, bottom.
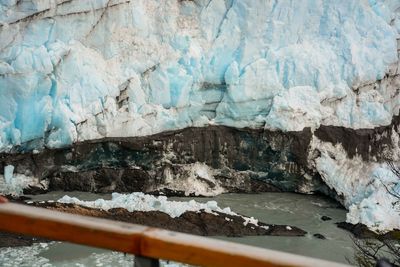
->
1, 0, 400, 232
0, 126, 316, 196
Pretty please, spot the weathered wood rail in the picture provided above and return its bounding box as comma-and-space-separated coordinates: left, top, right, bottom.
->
0, 198, 351, 267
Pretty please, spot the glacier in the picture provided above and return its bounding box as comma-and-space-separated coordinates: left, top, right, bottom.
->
0, 0, 399, 149
1, 0, 400, 232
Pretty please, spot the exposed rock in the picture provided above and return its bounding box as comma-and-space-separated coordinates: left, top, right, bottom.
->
321, 216, 332, 221
313, 233, 326, 240
0, 126, 325, 196
22, 185, 48, 195
337, 222, 379, 239
336, 222, 400, 240
315, 115, 400, 161
2, 117, 400, 200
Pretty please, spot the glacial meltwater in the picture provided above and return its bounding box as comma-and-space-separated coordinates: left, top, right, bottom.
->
0, 192, 356, 266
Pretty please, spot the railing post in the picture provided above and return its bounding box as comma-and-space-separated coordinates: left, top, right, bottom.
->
134, 255, 160, 267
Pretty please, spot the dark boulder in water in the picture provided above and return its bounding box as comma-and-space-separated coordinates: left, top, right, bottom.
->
313, 233, 326, 240
321, 215, 332, 221
336, 222, 400, 240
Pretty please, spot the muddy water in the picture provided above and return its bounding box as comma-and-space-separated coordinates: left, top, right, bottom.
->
0, 192, 356, 266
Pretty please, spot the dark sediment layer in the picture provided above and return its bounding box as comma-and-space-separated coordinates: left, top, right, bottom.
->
315, 115, 400, 161
0, 126, 323, 195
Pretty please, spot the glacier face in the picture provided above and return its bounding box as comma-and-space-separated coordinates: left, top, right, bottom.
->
1, 0, 400, 232
0, 0, 399, 151
308, 133, 400, 232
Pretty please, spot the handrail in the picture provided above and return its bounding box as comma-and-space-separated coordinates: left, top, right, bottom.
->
0, 201, 351, 267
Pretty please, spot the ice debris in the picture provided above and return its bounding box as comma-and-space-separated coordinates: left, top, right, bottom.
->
58, 192, 236, 218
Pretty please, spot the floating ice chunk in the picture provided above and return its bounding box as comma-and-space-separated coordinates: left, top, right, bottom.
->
0, 242, 51, 267
4, 165, 14, 184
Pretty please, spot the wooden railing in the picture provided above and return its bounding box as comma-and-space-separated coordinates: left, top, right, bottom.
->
0, 198, 351, 267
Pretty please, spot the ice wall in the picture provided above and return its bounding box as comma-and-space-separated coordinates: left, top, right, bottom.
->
0, 0, 399, 151
1, 0, 400, 232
